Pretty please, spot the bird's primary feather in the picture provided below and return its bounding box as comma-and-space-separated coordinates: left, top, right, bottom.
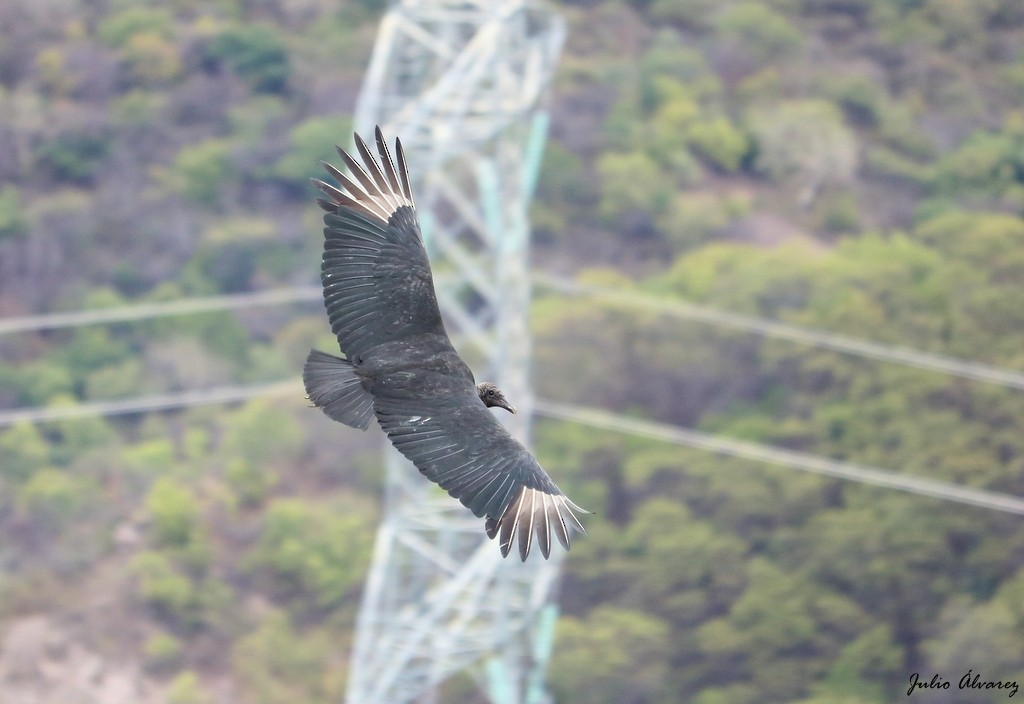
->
303, 126, 587, 560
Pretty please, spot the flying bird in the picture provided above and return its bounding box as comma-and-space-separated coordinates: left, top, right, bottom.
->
303, 126, 587, 560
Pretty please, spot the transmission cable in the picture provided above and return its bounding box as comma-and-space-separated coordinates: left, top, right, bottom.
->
532, 274, 1024, 391
1, 380, 1022, 517
0, 381, 297, 425
0, 287, 321, 335
2, 275, 1022, 391
534, 400, 1024, 516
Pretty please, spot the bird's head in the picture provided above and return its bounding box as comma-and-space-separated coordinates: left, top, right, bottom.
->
477, 382, 516, 414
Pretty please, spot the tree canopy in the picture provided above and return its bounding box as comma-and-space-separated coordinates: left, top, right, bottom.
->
1, 0, 1024, 701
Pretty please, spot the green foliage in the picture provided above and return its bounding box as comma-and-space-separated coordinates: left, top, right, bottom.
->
247, 497, 374, 610
824, 73, 888, 129
534, 199, 1024, 699
728, 558, 863, 653
629, 499, 747, 596
698, 558, 868, 699
131, 550, 197, 618
876, 101, 937, 160
550, 606, 671, 704
123, 32, 182, 86
225, 95, 288, 145
0, 186, 29, 240
816, 191, 861, 234
225, 459, 276, 507
204, 216, 297, 287
35, 47, 72, 96
143, 631, 183, 670
154, 312, 251, 365
882, 0, 1003, 50
42, 409, 120, 466
648, 93, 703, 175
640, 30, 720, 105
231, 610, 342, 704
685, 117, 749, 172
85, 357, 146, 400
657, 190, 747, 250
715, 2, 803, 63
815, 625, 903, 701
0, 360, 75, 407
34, 130, 112, 185
144, 477, 203, 549
909, 211, 1024, 357
182, 217, 284, 293
57, 326, 132, 380
223, 400, 303, 466
533, 142, 597, 237
596, 150, 673, 221
603, 88, 647, 153
693, 683, 759, 704
864, 147, 934, 186
165, 138, 233, 207
649, 0, 720, 28
273, 115, 352, 185
110, 90, 170, 127
206, 25, 291, 93
913, 209, 1024, 266
220, 400, 303, 505
17, 469, 98, 533
930, 126, 1024, 206
166, 671, 213, 704
0, 423, 50, 484
6, 0, 1024, 700
131, 549, 232, 631
538, 142, 594, 205
122, 438, 178, 475
746, 99, 857, 200
1001, 60, 1024, 102
97, 7, 175, 48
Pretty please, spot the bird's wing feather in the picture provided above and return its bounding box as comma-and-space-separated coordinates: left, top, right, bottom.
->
314, 128, 446, 362
374, 390, 587, 561
311, 127, 588, 559
302, 349, 376, 429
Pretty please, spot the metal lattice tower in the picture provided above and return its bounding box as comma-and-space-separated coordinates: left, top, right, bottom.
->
345, 1, 565, 703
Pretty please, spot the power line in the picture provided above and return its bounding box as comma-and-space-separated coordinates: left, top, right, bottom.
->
2, 379, 1022, 518
2, 275, 1023, 391
0, 287, 321, 335
0, 381, 296, 425
534, 401, 1024, 517
532, 274, 1024, 391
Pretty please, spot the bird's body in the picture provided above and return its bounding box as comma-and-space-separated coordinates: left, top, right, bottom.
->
304, 127, 586, 560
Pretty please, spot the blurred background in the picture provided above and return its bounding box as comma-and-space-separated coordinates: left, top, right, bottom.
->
2, 0, 1024, 702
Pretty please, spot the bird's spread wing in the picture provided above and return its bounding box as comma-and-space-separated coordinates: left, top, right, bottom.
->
373, 390, 587, 561
310, 127, 588, 560
312, 128, 446, 363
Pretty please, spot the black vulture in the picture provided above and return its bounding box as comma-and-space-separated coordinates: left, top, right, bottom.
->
303, 127, 587, 561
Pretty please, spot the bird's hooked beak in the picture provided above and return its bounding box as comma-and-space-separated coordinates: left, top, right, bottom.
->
496, 398, 517, 415
478, 382, 517, 414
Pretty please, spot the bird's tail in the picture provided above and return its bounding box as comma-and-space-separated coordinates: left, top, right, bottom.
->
302, 349, 376, 430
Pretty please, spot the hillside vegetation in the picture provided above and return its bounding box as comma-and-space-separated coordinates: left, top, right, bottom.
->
2, 0, 1024, 702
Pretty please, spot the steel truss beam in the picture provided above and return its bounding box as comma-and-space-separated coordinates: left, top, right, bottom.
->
344, 2, 565, 703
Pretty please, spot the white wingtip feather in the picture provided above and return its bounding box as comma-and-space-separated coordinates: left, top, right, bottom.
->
490, 486, 588, 560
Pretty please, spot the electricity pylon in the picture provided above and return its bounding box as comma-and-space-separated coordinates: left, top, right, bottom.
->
343, 1, 566, 703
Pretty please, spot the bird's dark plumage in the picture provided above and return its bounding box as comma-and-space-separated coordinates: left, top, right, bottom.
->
304, 127, 586, 560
